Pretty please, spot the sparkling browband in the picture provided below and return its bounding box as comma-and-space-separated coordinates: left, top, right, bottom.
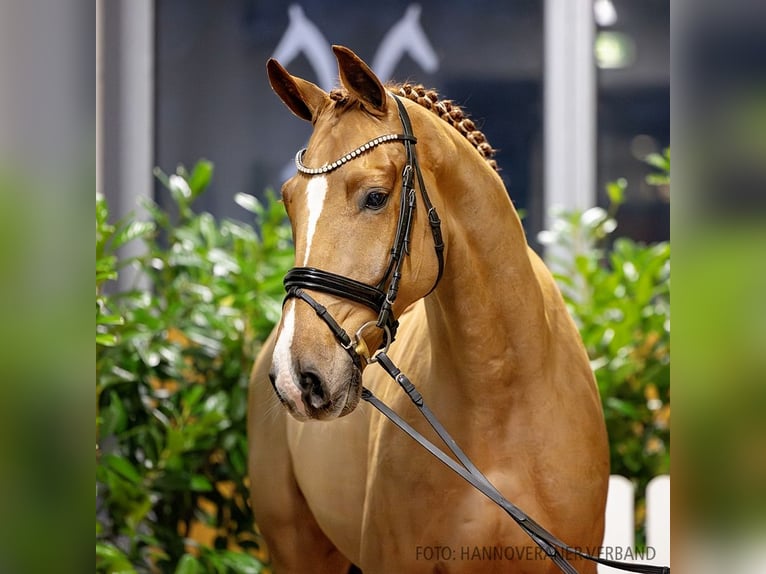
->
295, 133, 415, 175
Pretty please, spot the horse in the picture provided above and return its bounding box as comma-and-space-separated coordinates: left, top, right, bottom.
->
248, 45, 609, 574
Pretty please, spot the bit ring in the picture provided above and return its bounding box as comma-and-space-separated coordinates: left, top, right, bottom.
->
353, 321, 392, 364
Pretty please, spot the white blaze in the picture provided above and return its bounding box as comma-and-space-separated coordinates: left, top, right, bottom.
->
272, 300, 305, 416
302, 175, 328, 266
272, 175, 327, 417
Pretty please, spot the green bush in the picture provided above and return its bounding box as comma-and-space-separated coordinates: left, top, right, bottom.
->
539, 150, 671, 541
96, 160, 292, 573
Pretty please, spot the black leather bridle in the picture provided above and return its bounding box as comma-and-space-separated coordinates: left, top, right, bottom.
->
283, 94, 444, 367
280, 93, 669, 574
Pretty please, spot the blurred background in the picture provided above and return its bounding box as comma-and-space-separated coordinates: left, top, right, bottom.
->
98, 0, 669, 253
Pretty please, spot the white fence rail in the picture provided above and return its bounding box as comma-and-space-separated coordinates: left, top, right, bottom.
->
599, 475, 670, 573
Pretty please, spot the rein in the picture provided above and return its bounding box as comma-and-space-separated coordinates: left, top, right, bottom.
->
363, 354, 669, 574
281, 94, 669, 574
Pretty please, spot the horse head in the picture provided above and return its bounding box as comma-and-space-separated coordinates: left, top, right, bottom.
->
266, 46, 443, 421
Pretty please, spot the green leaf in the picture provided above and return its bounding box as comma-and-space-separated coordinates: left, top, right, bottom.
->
175, 554, 202, 574
644, 152, 670, 172
234, 192, 262, 214
169, 174, 192, 201
581, 206, 609, 232
644, 148, 670, 187
153, 166, 170, 189
198, 212, 218, 247
185, 330, 223, 354
100, 365, 136, 386
96, 193, 111, 226
96, 541, 136, 574
98, 314, 125, 326
605, 397, 641, 419
96, 333, 118, 347
208, 248, 240, 275
646, 173, 670, 186
112, 220, 156, 250
190, 475, 214, 492
100, 391, 128, 436
188, 159, 214, 198
218, 550, 265, 574
96, 269, 119, 285
622, 261, 639, 283
103, 454, 142, 485
96, 256, 118, 276
183, 384, 207, 411
140, 196, 171, 229
605, 178, 627, 207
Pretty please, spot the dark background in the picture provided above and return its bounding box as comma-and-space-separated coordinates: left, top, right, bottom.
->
154, 0, 669, 248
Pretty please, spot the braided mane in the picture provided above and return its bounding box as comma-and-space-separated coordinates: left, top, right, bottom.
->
328, 84, 499, 172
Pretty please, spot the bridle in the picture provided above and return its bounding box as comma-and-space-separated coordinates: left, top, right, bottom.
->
283, 94, 444, 367
279, 93, 669, 574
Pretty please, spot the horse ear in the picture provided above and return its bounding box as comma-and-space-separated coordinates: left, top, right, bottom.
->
333, 45, 388, 114
266, 58, 328, 122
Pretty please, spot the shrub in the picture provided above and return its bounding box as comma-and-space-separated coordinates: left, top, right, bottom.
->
96, 160, 292, 573
539, 150, 671, 542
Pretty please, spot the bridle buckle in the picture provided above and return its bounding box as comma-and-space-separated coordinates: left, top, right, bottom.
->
353, 321, 392, 364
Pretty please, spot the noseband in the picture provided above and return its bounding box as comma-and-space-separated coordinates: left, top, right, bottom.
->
283, 94, 444, 366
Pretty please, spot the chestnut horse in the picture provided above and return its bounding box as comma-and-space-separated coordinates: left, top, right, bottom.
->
248, 46, 609, 574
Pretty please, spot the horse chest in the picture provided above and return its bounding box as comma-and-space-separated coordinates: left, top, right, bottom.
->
286, 410, 368, 559
361, 427, 543, 572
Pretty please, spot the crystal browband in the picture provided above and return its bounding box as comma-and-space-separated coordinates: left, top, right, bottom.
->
295, 133, 416, 175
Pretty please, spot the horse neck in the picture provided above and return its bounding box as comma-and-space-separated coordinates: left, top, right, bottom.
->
422, 140, 550, 398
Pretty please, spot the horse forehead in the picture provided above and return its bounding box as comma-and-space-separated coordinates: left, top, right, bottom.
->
311, 106, 399, 156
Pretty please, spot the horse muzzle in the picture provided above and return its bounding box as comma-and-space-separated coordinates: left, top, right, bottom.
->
268, 361, 362, 421
269, 299, 364, 421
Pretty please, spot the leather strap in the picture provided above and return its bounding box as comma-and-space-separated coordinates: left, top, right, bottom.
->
364, 352, 670, 574
391, 95, 445, 291
285, 267, 386, 311
284, 287, 363, 369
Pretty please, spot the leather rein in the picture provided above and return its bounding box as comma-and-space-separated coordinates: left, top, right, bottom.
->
281, 94, 669, 574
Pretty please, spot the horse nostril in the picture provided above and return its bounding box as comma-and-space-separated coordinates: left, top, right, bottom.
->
298, 370, 328, 409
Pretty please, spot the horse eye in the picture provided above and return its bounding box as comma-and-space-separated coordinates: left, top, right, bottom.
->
363, 190, 389, 211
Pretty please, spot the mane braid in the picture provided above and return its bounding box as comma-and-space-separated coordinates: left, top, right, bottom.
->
328, 85, 499, 172
395, 84, 499, 172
